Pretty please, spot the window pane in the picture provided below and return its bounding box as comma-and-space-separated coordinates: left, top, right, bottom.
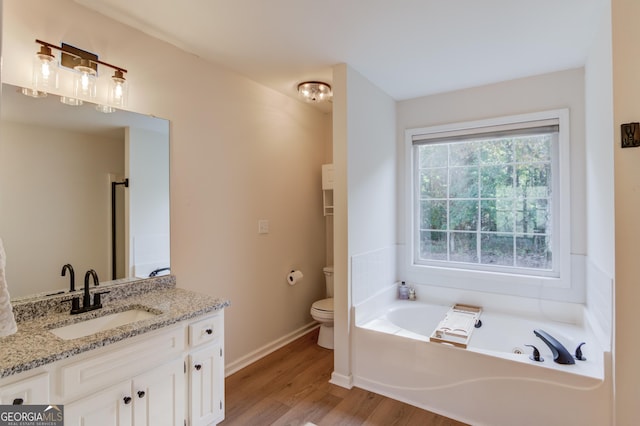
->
420, 231, 447, 260
480, 233, 514, 266
516, 235, 551, 269
450, 142, 478, 166
419, 168, 447, 198
449, 200, 478, 230
419, 144, 448, 168
480, 139, 513, 164
480, 165, 513, 198
481, 200, 514, 232
450, 167, 478, 198
516, 136, 551, 162
420, 200, 447, 230
450, 232, 477, 263
516, 164, 551, 198
516, 198, 550, 234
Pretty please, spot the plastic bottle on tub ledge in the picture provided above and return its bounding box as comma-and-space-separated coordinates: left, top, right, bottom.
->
398, 281, 409, 300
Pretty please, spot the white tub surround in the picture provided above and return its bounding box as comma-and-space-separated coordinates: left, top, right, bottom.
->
352, 284, 611, 426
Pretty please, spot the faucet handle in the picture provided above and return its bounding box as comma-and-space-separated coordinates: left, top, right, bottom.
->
93, 291, 111, 307
525, 344, 544, 362
70, 297, 80, 313
575, 342, 587, 361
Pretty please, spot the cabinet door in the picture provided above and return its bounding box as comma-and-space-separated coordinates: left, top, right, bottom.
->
190, 341, 224, 426
65, 381, 132, 426
133, 358, 185, 426
0, 373, 49, 405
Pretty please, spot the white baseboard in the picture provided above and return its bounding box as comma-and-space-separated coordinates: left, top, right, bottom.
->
225, 322, 319, 377
330, 371, 353, 389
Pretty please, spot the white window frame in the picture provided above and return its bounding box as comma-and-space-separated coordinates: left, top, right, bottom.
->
404, 109, 572, 296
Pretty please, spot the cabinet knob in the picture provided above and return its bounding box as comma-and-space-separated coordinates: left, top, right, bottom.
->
123, 396, 132, 404
205, 328, 213, 335
137, 390, 146, 398
12, 398, 24, 405
194, 364, 202, 371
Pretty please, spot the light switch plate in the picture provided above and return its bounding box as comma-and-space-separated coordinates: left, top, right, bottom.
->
258, 219, 269, 234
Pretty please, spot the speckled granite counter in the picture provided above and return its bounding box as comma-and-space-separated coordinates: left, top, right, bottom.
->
0, 277, 229, 378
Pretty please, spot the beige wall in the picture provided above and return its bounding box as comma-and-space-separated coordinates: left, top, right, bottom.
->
612, 0, 640, 424
2, 0, 330, 370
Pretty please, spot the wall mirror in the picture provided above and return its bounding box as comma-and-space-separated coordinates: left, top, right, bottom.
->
0, 83, 170, 299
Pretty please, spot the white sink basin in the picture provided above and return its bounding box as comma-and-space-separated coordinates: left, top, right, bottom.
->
50, 309, 158, 340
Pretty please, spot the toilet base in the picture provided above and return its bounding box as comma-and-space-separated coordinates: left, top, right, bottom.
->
317, 323, 334, 349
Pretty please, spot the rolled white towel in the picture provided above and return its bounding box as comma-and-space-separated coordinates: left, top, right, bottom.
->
0, 238, 18, 337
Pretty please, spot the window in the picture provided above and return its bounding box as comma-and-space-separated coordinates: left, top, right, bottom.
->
407, 110, 571, 289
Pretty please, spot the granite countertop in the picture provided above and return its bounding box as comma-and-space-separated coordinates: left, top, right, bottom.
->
0, 277, 230, 379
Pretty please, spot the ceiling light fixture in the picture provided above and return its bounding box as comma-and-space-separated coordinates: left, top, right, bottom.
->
28, 39, 128, 110
297, 81, 332, 103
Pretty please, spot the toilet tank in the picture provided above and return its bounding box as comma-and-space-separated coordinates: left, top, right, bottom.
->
323, 266, 334, 298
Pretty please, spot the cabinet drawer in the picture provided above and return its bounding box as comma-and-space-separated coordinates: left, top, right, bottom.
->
58, 326, 185, 401
189, 314, 222, 348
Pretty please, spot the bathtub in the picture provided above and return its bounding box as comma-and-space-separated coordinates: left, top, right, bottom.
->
353, 299, 611, 426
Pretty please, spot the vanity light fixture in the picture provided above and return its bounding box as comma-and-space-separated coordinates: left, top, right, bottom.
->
28, 39, 128, 109
297, 81, 332, 103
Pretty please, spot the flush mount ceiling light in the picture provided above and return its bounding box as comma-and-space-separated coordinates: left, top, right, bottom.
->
297, 81, 332, 103
27, 39, 129, 111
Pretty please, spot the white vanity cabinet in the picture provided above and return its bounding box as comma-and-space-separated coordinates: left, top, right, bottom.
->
0, 309, 225, 426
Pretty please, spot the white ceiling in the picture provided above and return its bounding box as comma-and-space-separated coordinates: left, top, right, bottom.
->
74, 0, 607, 106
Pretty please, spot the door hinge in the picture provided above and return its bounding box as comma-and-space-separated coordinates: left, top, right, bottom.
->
184, 361, 187, 374
220, 348, 223, 357
220, 400, 223, 410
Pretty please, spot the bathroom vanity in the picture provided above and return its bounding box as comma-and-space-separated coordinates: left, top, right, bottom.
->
0, 276, 229, 426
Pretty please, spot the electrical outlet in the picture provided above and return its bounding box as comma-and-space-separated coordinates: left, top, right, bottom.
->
258, 219, 269, 234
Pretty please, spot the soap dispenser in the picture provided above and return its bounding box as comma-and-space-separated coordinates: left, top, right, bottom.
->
398, 281, 409, 300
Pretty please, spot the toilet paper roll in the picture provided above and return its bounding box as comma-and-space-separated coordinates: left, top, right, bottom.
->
287, 270, 304, 286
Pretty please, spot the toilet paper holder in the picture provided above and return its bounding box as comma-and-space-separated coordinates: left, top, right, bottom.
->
287, 270, 304, 285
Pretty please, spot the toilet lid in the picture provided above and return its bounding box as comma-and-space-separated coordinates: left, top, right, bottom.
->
312, 298, 333, 312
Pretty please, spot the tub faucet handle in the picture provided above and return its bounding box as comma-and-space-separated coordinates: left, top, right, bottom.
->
525, 344, 544, 362
575, 342, 587, 361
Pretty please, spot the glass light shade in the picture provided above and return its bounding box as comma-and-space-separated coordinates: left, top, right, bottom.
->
21, 87, 47, 98
96, 104, 115, 113
73, 63, 97, 99
297, 81, 332, 103
32, 46, 58, 92
109, 70, 128, 107
60, 96, 83, 106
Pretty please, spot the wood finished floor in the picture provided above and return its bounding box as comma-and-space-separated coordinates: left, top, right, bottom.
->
220, 329, 468, 426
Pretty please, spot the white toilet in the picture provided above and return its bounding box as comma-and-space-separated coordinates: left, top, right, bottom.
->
310, 266, 334, 349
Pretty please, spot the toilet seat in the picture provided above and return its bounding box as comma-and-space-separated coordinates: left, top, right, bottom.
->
311, 298, 334, 320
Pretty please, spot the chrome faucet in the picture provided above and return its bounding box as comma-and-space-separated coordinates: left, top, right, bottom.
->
61, 264, 75, 292
70, 269, 107, 315
533, 329, 575, 365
